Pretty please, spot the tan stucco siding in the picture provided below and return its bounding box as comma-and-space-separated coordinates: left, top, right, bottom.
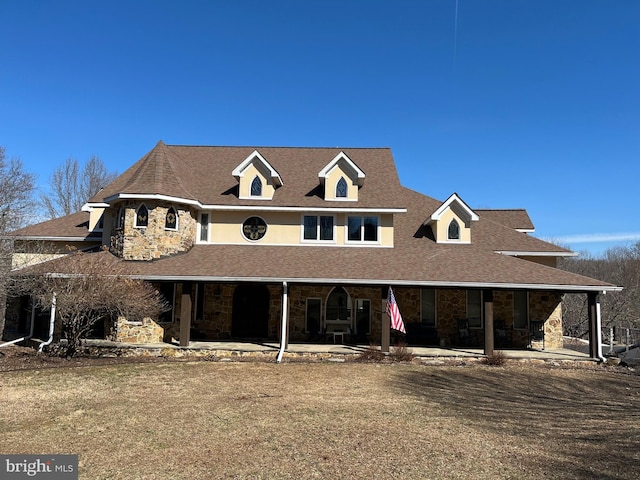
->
238, 163, 276, 200
88, 207, 105, 232
434, 207, 471, 243
324, 164, 358, 201
520, 256, 559, 268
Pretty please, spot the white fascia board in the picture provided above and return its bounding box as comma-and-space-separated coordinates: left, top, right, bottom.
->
124, 274, 622, 293
232, 150, 283, 186
103, 193, 201, 207
427, 193, 479, 223
496, 250, 579, 257
101, 192, 406, 214
516, 228, 536, 233
318, 152, 366, 187
82, 202, 110, 211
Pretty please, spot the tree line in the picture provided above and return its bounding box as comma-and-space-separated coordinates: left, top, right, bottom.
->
559, 242, 640, 338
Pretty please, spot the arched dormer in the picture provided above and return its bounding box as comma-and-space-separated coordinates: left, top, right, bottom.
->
424, 193, 478, 244
318, 152, 365, 201
232, 150, 283, 200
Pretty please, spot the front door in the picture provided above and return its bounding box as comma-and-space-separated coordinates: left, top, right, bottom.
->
231, 284, 270, 338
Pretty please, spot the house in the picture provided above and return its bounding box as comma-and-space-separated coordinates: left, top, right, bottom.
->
3, 141, 620, 358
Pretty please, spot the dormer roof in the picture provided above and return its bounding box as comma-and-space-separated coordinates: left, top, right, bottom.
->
318, 151, 365, 187
425, 193, 479, 225
232, 150, 283, 187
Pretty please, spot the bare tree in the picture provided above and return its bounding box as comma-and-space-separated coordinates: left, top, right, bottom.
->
560, 242, 640, 337
0, 146, 37, 338
40, 156, 117, 219
10, 251, 169, 357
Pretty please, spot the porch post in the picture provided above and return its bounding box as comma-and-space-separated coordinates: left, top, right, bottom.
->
381, 288, 390, 353
483, 290, 494, 356
179, 283, 192, 347
587, 292, 602, 360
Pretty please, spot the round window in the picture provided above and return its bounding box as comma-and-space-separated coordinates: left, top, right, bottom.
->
242, 216, 267, 241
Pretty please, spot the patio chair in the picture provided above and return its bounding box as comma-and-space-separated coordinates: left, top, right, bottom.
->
529, 320, 545, 350
457, 319, 471, 347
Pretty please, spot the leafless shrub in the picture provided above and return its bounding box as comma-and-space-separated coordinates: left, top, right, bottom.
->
390, 342, 414, 362
484, 350, 507, 366
355, 344, 386, 363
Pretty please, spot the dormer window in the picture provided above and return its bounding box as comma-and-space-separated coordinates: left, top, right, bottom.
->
336, 177, 347, 198
251, 175, 263, 197
165, 207, 178, 230
135, 205, 148, 228
448, 219, 460, 240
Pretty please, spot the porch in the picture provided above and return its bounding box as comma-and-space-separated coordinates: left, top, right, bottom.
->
80, 338, 594, 362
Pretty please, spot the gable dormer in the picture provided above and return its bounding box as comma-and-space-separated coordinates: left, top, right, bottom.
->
232, 150, 283, 200
318, 152, 365, 201
425, 193, 479, 244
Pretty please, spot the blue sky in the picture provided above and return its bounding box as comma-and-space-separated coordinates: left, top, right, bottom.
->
1, 1, 638, 257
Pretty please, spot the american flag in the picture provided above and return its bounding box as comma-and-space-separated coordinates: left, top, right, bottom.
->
386, 287, 406, 334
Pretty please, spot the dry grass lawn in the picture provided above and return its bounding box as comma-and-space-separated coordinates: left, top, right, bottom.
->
1, 359, 639, 479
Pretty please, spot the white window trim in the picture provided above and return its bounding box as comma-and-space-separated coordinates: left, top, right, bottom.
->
300, 214, 337, 243
164, 206, 179, 232
135, 204, 149, 229
345, 215, 381, 244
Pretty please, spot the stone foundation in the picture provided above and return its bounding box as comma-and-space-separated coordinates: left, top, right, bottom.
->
113, 317, 164, 344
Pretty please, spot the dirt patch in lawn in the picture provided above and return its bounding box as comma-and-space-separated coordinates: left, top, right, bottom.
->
1, 347, 639, 479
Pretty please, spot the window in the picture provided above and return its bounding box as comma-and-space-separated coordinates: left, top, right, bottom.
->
200, 213, 209, 242
165, 207, 178, 230
448, 219, 460, 240
467, 290, 483, 328
303, 215, 334, 241
194, 282, 206, 322
251, 175, 262, 196
355, 299, 371, 335
421, 289, 437, 327
336, 177, 347, 198
158, 283, 175, 323
326, 287, 351, 322
347, 216, 379, 242
135, 205, 148, 228
116, 207, 125, 229
242, 216, 267, 241
306, 298, 322, 333
513, 291, 529, 330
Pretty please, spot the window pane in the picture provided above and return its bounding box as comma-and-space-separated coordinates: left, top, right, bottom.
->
336, 177, 347, 197
200, 214, 209, 241
513, 291, 528, 329
363, 217, 378, 241
303, 216, 318, 240
467, 290, 482, 328
421, 289, 436, 326
448, 219, 460, 240
320, 216, 333, 240
347, 216, 362, 241
165, 207, 177, 230
136, 205, 148, 227
306, 298, 321, 333
251, 176, 262, 196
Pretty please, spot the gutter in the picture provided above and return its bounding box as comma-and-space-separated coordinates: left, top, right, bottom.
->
276, 281, 288, 364
595, 296, 606, 362
0, 303, 36, 348
37, 293, 56, 353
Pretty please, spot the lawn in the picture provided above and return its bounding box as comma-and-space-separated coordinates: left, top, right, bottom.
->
1, 359, 639, 479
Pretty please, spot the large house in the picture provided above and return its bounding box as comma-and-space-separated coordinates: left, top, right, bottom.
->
3, 141, 619, 358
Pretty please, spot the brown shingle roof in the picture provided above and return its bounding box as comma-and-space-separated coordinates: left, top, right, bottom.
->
90, 143, 405, 209
6, 211, 99, 240
476, 209, 535, 231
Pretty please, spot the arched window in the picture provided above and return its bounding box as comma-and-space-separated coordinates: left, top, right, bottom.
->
448, 219, 460, 240
135, 205, 148, 228
336, 177, 347, 198
326, 287, 351, 322
116, 207, 125, 229
165, 207, 178, 230
251, 175, 262, 196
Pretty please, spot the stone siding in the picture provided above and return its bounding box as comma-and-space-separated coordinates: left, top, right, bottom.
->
112, 317, 164, 344
110, 201, 196, 260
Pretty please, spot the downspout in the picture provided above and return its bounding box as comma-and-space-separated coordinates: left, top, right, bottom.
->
37, 292, 56, 353
595, 293, 605, 362
276, 281, 288, 364
0, 301, 36, 348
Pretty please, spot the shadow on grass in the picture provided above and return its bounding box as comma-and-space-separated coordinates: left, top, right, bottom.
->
392, 366, 640, 480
